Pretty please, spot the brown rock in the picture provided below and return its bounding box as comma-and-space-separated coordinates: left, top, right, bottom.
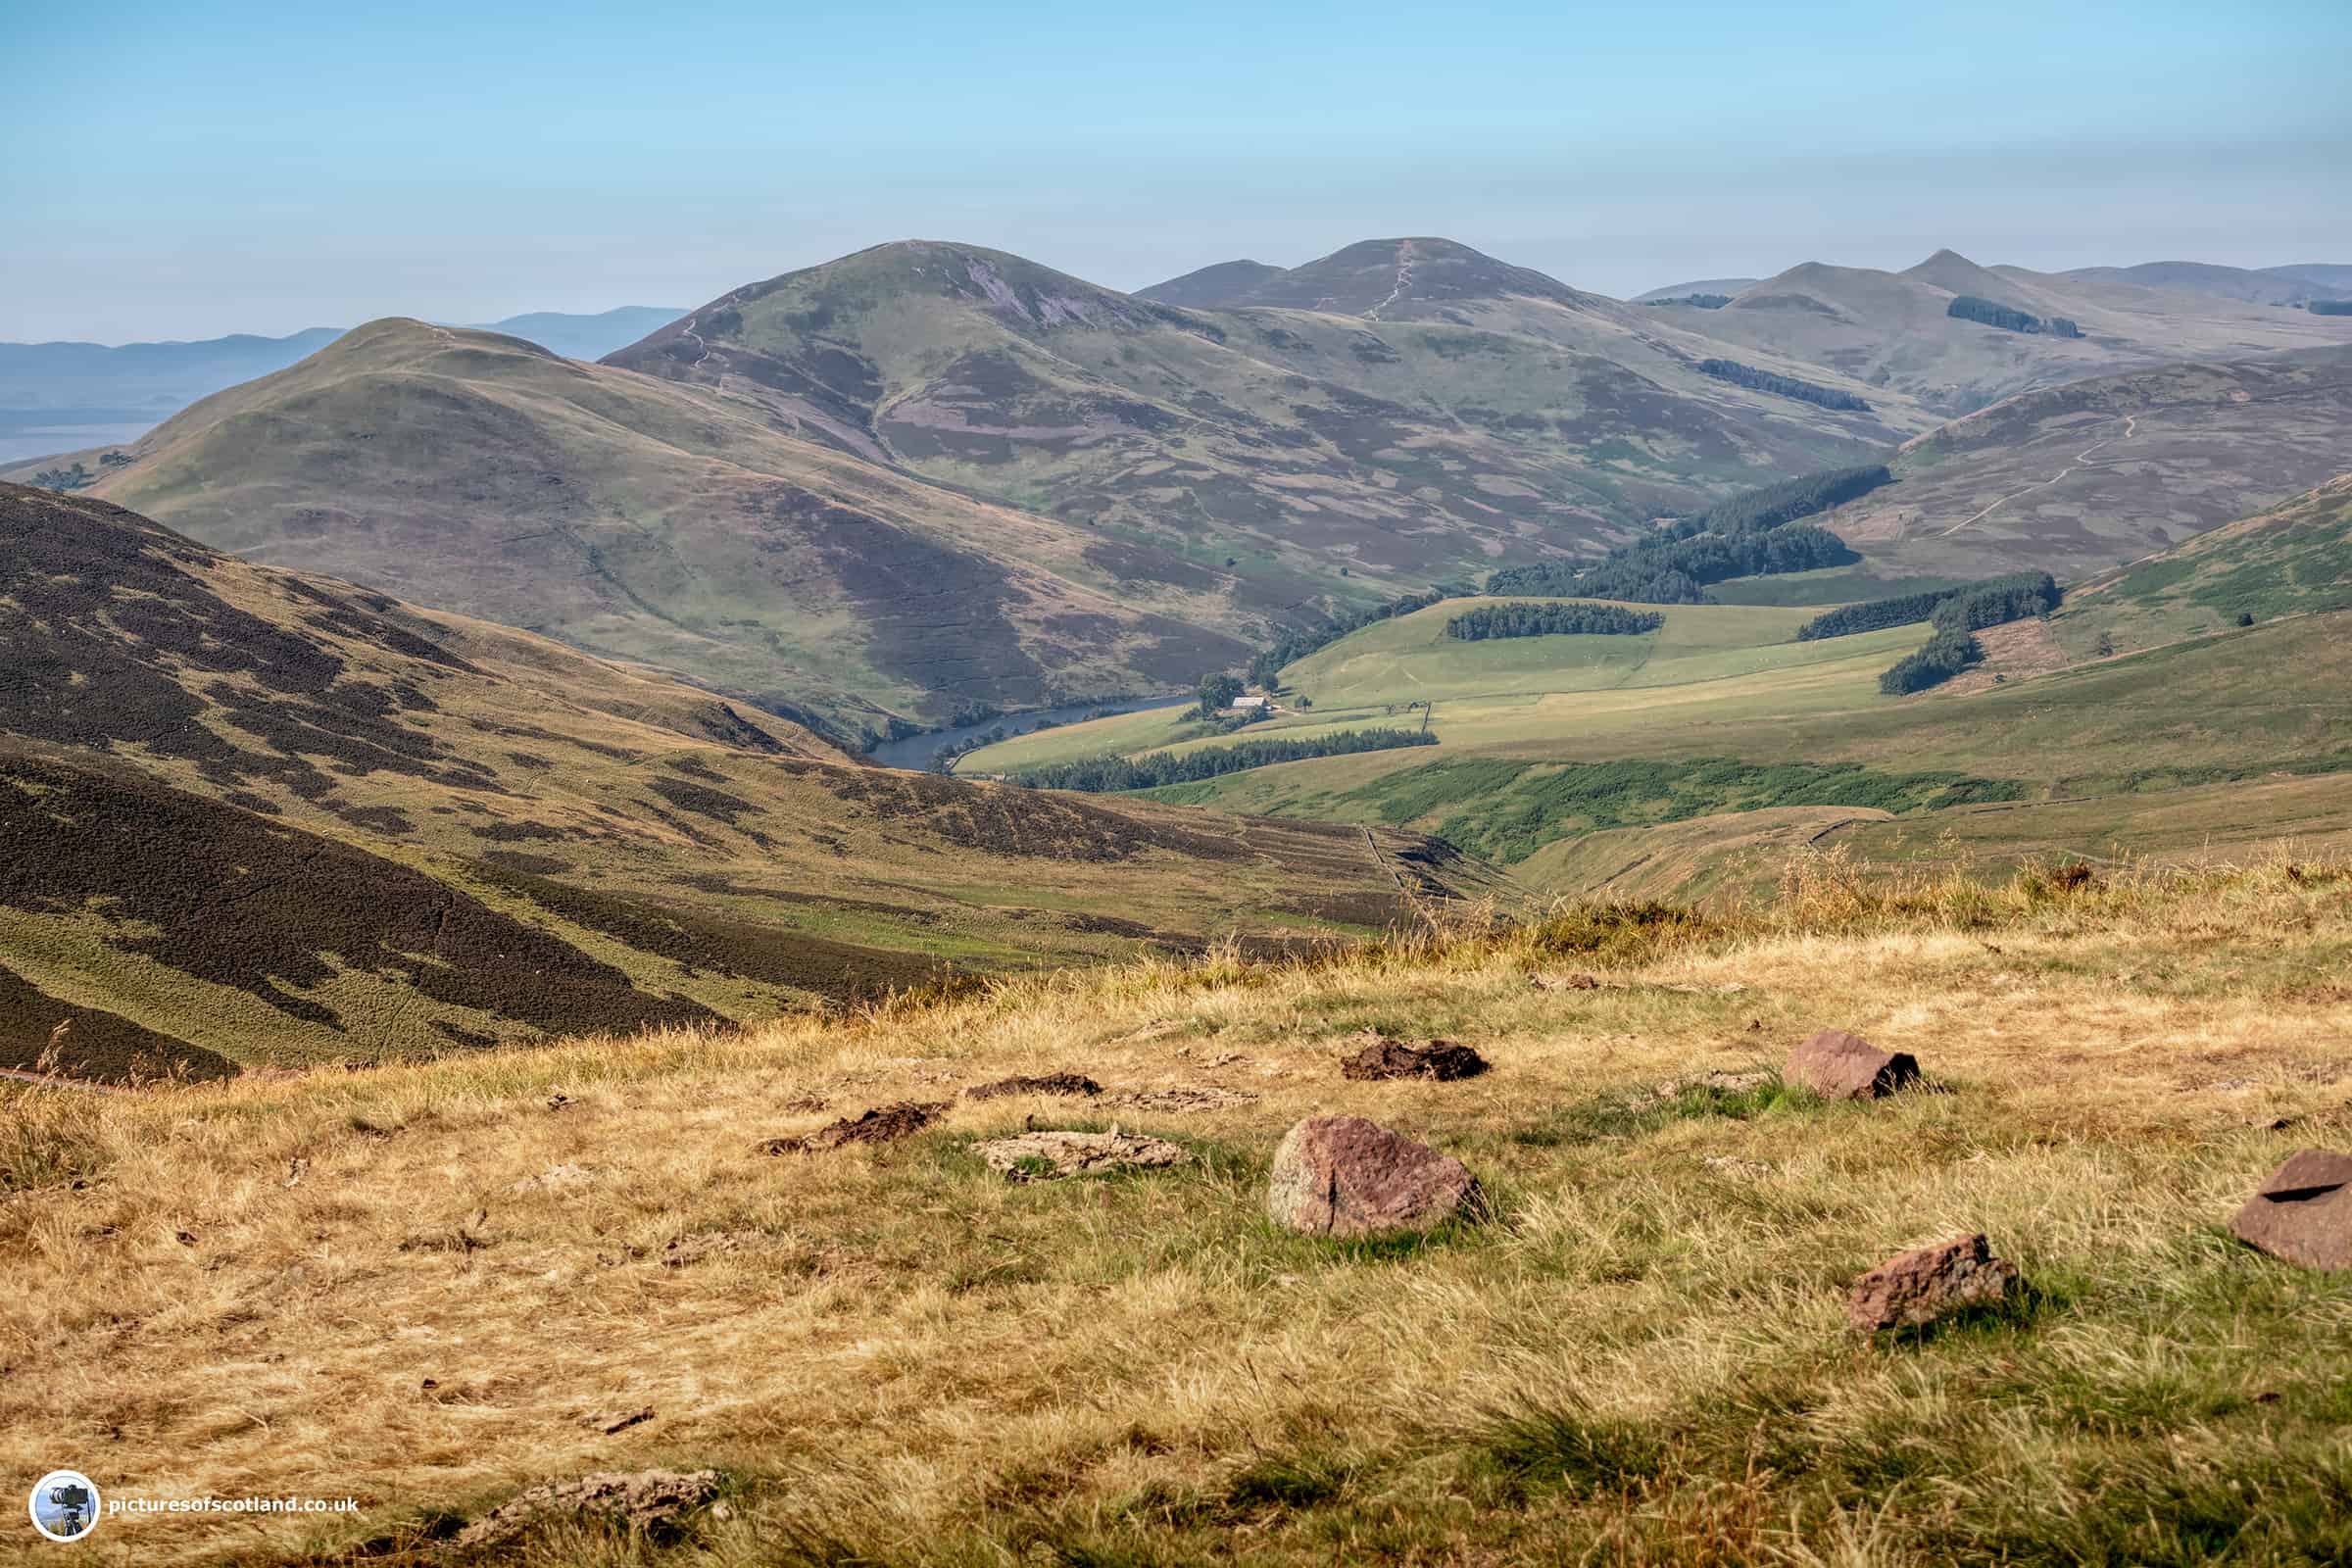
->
1787, 1028, 1918, 1100
1847, 1233, 2019, 1332
964, 1072, 1102, 1102
976, 1129, 1188, 1180
1266, 1115, 1479, 1239
1339, 1032, 1490, 1082
759, 1100, 948, 1154
456, 1469, 720, 1548
2230, 1149, 2352, 1270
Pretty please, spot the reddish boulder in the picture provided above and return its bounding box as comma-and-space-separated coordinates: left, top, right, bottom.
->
1266, 1115, 1479, 1239
1787, 1028, 1918, 1100
1848, 1233, 2019, 1332
2230, 1150, 2352, 1270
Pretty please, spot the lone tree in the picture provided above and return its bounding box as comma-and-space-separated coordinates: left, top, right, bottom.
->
1194, 673, 1244, 717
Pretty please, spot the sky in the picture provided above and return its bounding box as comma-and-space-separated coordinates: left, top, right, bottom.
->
5, 0, 2350, 343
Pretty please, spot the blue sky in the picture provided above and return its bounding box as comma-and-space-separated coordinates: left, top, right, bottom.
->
5, 0, 2349, 341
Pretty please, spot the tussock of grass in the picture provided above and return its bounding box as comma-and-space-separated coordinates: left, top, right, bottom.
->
3, 851, 2350, 1564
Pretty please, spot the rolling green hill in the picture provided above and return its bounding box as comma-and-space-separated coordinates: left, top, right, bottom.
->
604, 238, 1920, 601
0, 483, 1512, 1080
31, 319, 1267, 738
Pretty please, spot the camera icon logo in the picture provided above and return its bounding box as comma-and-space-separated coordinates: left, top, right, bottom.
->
28, 1471, 100, 1543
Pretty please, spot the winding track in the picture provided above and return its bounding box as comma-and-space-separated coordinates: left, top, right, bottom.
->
1938, 414, 2139, 537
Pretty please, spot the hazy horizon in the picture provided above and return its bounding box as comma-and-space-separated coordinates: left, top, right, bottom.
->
8, 0, 2350, 343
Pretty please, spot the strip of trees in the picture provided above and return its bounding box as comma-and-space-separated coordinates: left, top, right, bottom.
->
1947, 297, 2082, 338
1487, 465, 1889, 605
1696, 358, 1872, 413
1874, 572, 2062, 694
1798, 570, 2059, 641
1645, 293, 1732, 309
27, 462, 94, 492
1008, 727, 1437, 793
1444, 603, 1664, 640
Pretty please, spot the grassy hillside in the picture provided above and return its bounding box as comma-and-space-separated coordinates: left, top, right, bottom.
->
28, 319, 1262, 736
962, 598, 1928, 780
0, 484, 1511, 1079
961, 536, 2352, 894
2049, 473, 2352, 659
8, 859, 2352, 1563
1646, 248, 2352, 417
605, 238, 1920, 603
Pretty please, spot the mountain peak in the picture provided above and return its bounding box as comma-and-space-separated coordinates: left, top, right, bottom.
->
1900, 248, 2024, 301
646, 240, 1155, 346
1160, 235, 1592, 316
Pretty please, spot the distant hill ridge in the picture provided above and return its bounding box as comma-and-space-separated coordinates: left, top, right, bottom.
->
52, 316, 1260, 736
601, 235, 1907, 633
1644, 247, 2352, 415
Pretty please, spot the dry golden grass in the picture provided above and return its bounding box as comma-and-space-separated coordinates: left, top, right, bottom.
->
4, 853, 2351, 1565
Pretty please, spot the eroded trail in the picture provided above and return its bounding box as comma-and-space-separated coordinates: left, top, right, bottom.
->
1366, 240, 1418, 319
677, 313, 712, 368
1938, 413, 2139, 537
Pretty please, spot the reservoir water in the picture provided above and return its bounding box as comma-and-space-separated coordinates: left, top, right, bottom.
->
866, 695, 1189, 772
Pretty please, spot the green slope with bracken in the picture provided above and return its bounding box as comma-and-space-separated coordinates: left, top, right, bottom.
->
55, 319, 1259, 738
0, 483, 1514, 1081
2045, 472, 2352, 660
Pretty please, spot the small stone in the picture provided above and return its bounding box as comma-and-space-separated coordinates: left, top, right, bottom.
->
1338, 1032, 1490, 1082
976, 1130, 1188, 1180
584, 1406, 655, 1435
964, 1072, 1102, 1102
2229, 1149, 2352, 1270
510, 1162, 595, 1195
1266, 1115, 1479, 1239
760, 1101, 948, 1154
1787, 1028, 1918, 1100
1848, 1233, 2019, 1332
455, 1469, 720, 1549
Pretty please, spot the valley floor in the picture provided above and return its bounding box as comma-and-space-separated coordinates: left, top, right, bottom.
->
6, 855, 2352, 1564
